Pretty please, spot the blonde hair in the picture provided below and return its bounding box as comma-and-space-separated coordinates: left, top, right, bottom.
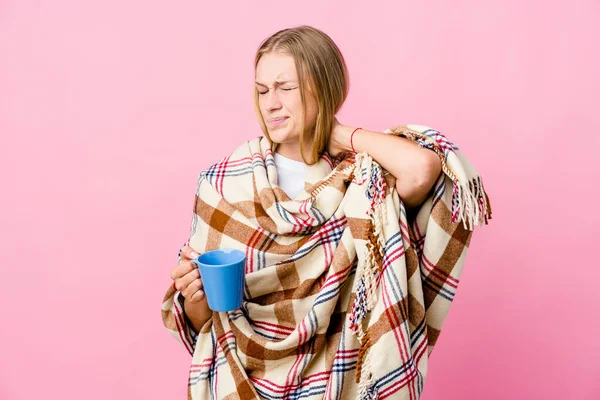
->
253, 25, 350, 165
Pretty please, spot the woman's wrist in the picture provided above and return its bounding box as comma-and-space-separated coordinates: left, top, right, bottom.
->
183, 295, 212, 332
337, 125, 359, 153
343, 126, 368, 153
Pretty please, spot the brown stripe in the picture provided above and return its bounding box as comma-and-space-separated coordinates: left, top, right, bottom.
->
254, 184, 279, 233
404, 246, 419, 280
308, 165, 353, 196
260, 245, 355, 305
236, 380, 256, 400
276, 261, 301, 289
245, 333, 330, 379
423, 200, 472, 308
201, 198, 228, 251
274, 300, 297, 329
305, 333, 327, 356
196, 197, 311, 255
231, 323, 293, 362
232, 322, 326, 362
161, 309, 177, 331
244, 334, 267, 379
324, 311, 345, 370
274, 262, 300, 327
161, 286, 178, 330
207, 199, 232, 234
212, 316, 259, 399
427, 325, 441, 347
252, 277, 322, 306
345, 293, 356, 314
367, 296, 410, 344
431, 198, 472, 248
162, 285, 177, 302
404, 219, 420, 280
346, 217, 371, 241
407, 292, 425, 329
439, 222, 470, 270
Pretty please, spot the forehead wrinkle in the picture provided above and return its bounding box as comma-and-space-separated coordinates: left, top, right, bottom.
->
254, 79, 297, 87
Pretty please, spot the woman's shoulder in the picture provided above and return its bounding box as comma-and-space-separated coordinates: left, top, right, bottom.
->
221, 136, 267, 157
383, 124, 439, 135
198, 137, 266, 180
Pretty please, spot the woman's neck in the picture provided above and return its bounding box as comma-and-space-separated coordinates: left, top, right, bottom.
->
276, 142, 315, 164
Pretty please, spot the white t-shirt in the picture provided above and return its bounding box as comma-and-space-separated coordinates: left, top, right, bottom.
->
274, 152, 307, 199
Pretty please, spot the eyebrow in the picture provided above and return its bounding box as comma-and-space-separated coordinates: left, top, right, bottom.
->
254, 80, 297, 87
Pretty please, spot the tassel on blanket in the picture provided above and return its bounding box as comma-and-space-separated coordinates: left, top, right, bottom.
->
347, 131, 492, 397
348, 153, 386, 335
348, 152, 389, 399
356, 330, 378, 399
385, 125, 492, 231
449, 168, 492, 230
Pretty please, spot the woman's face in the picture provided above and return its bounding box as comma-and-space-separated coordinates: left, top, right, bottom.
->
255, 52, 317, 158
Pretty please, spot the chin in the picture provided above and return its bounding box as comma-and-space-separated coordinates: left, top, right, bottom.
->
268, 128, 297, 145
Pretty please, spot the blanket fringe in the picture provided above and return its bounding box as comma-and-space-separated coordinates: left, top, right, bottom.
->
356, 330, 378, 399
453, 175, 492, 230
348, 133, 491, 398
349, 152, 388, 399
384, 126, 492, 231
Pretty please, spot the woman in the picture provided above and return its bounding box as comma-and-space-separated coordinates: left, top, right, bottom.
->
162, 25, 491, 400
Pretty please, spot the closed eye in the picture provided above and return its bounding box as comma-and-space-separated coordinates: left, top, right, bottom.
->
258, 87, 297, 95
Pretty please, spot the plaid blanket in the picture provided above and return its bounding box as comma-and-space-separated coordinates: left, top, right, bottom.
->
161, 124, 492, 400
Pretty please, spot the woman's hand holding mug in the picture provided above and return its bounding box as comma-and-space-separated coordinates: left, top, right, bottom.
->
170, 246, 212, 331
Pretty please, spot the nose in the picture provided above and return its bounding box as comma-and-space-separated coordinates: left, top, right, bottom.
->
265, 90, 282, 112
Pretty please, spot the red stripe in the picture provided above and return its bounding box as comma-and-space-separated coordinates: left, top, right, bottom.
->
378, 367, 419, 399
245, 227, 264, 273
321, 264, 352, 290
302, 217, 346, 249
335, 349, 359, 354
412, 335, 428, 367
283, 318, 308, 398
219, 155, 234, 192
333, 349, 359, 359
190, 356, 215, 368
421, 254, 459, 288
220, 156, 252, 167
172, 296, 193, 356
380, 272, 417, 400
251, 370, 331, 392
253, 320, 295, 333
216, 330, 236, 343
253, 323, 294, 337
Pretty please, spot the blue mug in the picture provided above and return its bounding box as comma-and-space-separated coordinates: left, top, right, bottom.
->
190, 248, 246, 312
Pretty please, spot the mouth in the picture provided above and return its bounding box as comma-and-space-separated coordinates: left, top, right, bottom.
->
268, 117, 289, 126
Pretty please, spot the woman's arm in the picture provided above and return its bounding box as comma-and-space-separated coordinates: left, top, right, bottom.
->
162, 243, 212, 355
330, 124, 442, 209
183, 295, 212, 332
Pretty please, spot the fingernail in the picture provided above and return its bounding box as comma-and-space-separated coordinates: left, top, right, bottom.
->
190, 251, 199, 259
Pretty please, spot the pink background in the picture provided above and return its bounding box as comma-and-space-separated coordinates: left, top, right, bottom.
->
1, 1, 598, 399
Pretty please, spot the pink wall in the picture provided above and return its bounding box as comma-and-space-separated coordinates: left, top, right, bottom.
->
1, 1, 598, 399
